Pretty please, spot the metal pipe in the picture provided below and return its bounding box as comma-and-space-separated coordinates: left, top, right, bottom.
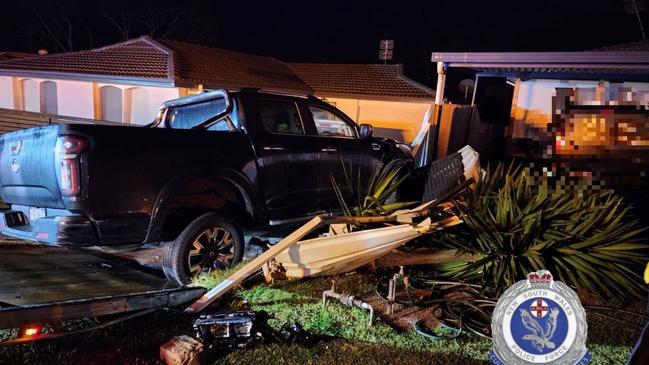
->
386, 267, 407, 315
323, 286, 374, 326
434, 61, 446, 105
428, 62, 447, 162
387, 278, 395, 315
471, 75, 479, 106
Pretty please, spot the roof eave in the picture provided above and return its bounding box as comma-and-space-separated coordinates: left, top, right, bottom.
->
314, 92, 434, 103
0, 69, 175, 87
432, 51, 649, 64
139, 36, 176, 81
200, 81, 312, 96
476, 70, 649, 82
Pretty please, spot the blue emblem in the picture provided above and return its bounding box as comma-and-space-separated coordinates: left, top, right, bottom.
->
511, 297, 568, 354
489, 270, 590, 365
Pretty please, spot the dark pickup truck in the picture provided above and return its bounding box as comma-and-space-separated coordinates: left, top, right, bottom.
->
0, 89, 412, 284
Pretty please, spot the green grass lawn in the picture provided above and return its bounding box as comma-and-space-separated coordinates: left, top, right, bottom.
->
217, 273, 641, 365
0, 269, 644, 365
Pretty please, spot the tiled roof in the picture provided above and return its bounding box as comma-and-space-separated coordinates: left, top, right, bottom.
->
288, 63, 434, 101
0, 39, 170, 79
0, 52, 35, 60
0, 36, 312, 94
156, 39, 311, 93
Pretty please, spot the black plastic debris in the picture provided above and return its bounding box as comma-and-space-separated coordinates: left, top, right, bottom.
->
193, 310, 316, 354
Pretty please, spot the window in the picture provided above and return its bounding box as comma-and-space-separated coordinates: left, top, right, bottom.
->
100, 86, 123, 122
166, 98, 232, 130
40, 81, 58, 114
309, 106, 357, 138
258, 100, 304, 135
207, 99, 239, 131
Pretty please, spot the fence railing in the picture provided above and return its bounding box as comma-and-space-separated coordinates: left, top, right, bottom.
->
0, 108, 116, 134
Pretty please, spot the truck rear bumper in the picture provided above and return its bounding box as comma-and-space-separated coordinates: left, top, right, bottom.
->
0, 209, 99, 246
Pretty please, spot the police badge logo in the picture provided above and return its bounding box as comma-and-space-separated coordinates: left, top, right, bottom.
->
489, 270, 591, 365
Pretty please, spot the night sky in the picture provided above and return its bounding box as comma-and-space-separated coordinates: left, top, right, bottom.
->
0, 0, 646, 85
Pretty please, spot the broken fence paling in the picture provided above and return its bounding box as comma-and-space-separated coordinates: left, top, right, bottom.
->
186, 187, 469, 314
275, 216, 462, 278
186, 207, 435, 313
186, 146, 480, 313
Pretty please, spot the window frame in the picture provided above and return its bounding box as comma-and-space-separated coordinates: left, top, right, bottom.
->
256, 98, 307, 136
306, 102, 360, 139
164, 96, 236, 131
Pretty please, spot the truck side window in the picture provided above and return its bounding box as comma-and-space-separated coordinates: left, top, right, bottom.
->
309, 106, 357, 138
258, 100, 304, 135
167, 97, 235, 130
207, 100, 239, 131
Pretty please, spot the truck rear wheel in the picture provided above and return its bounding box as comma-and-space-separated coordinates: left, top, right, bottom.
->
162, 212, 243, 285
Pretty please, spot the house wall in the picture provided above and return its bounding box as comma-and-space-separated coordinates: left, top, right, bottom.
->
0, 77, 14, 109
56, 80, 95, 118
0, 76, 181, 124
323, 96, 433, 143
22, 79, 40, 112
95, 83, 180, 125
128, 87, 179, 125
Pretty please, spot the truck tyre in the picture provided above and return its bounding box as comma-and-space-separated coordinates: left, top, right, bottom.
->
162, 212, 243, 285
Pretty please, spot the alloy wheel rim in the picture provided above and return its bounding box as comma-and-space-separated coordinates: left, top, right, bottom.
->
186, 226, 235, 277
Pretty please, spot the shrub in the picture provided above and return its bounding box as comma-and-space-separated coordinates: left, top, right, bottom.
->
433, 163, 648, 300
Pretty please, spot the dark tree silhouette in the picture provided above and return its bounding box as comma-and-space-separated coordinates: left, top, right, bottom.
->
24, 1, 208, 53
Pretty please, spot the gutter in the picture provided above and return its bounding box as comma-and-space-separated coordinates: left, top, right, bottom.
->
432, 51, 649, 64
0, 69, 176, 88
315, 92, 435, 103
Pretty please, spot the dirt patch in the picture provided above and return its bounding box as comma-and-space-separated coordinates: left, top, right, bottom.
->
362, 292, 434, 332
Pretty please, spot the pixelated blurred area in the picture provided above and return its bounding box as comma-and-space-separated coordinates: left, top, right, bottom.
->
508, 85, 649, 220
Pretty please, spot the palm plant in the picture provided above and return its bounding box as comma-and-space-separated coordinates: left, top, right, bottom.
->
433, 163, 648, 300
330, 159, 417, 217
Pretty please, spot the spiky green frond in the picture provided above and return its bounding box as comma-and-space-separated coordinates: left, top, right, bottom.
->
331, 159, 417, 217
433, 162, 649, 300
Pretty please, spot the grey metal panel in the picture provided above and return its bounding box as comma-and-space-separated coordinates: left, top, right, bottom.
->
475, 71, 649, 82
432, 51, 649, 64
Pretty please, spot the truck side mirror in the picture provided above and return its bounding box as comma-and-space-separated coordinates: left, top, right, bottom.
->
360, 124, 373, 139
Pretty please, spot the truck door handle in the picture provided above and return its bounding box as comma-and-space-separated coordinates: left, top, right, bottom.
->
320, 147, 338, 153
263, 145, 284, 151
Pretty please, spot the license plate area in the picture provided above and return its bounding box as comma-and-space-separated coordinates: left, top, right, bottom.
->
29, 207, 46, 222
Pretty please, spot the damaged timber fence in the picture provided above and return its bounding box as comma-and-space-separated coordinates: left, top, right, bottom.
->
186, 179, 474, 314
187, 145, 481, 313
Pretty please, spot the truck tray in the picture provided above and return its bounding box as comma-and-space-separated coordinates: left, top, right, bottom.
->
0, 241, 205, 331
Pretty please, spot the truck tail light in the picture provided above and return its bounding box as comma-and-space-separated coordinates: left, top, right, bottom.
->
60, 159, 80, 196
59, 136, 88, 155
56, 136, 88, 197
